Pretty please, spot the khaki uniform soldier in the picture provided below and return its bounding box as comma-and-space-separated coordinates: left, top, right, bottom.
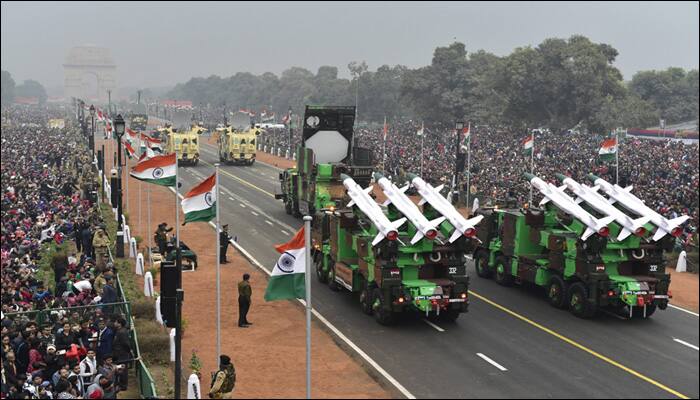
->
92, 227, 110, 269
209, 355, 235, 399
237, 274, 252, 328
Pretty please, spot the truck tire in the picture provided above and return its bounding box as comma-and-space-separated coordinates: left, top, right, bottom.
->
327, 258, 340, 291
474, 250, 492, 278
567, 282, 597, 318
360, 281, 373, 315
442, 307, 461, 322
373, 288, 395, 325
546, 275, 568, 309
631, 304, 656, 319
249, 159, 255, 165
315, 252, 327, 284
494, 256, 514, 286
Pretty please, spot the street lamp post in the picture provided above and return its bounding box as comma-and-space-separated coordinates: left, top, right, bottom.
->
114, 115, 126, 257
453, 121, 464, 205
89, 105, 96, 161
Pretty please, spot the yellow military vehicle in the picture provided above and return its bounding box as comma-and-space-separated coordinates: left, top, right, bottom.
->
217, 112, 260, 165
163, 123, 206, 166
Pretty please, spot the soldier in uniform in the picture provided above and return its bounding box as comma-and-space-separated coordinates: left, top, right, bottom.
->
209, 355, 236, 399
92, 226, 111, 270
220, 225, 231, 264
237, 273, 252, 328
154, 222, 173, 255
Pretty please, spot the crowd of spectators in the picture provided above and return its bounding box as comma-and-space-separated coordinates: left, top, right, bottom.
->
254, 117, 699, 233
1, 105, 132, 399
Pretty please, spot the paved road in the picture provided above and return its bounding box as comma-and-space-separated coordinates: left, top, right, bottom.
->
173, 142, 699, 398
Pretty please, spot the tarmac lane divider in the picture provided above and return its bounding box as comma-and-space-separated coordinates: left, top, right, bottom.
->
204, 220, 416, 399
468, 290, 690, 399
672, 338, 699, 351
476, 353, 508, 372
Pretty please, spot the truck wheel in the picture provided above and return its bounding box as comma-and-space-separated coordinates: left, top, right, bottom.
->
373, 288, 395, 325
567, 282, 597, 318
315, 252, 327, 284
360, 282, 373, 315
442, 307, 461, 322
474, 251, 492, 279
249, 159, 255, 165
494, 256, 514, 286
327, 259, 340, 291
546, 275, 568, 309
631, 304, 657, 319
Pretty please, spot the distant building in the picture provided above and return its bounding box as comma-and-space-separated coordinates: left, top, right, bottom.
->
64, 46, 117, 102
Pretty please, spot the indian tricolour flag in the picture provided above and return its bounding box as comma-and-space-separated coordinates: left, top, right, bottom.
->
522, 134, 534, 155
598, 137, 617, 161
181, 173, 216, 224
130, 153, 176, 186
265, 227, 306, 301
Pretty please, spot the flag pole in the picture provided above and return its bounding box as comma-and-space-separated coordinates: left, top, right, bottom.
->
420, 121, 424, 177
529, 130, 534, 206
615, 131, 619, 185
466, 122, 471, 213
174, 154, 182, 400
303, 215, 313, 399
215, 164, 222, 363
125, 145, 130, 214
138, 134, 142, 238
147, 185, 152, 268
382, 116, 387, 175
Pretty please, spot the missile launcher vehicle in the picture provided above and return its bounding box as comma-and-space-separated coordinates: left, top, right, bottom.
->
276, 106, 482, 324
472, 173, 681, 319
217, 112, 261, 165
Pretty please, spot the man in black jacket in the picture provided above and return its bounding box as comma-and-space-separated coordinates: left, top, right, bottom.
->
111, 318, 131, 391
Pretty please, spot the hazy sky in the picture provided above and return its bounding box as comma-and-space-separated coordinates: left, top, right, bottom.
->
2, 1, 698, 91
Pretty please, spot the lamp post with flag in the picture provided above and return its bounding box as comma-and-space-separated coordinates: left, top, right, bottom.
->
464, 122, 471, 211
89, 105, 96, 161
452, 121, 464, 205
114, 115, 126, 257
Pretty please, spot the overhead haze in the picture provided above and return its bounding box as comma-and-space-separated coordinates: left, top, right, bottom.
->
1, 1, 698, 91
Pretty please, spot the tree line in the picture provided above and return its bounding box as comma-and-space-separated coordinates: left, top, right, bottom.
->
1, 71, 48, 105
166, 35, 698, 133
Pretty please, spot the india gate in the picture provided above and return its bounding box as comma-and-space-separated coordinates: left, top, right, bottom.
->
63, 46, 116, 102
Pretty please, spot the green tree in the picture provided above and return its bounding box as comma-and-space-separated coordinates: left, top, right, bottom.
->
629, 68, 699, 125
15, 79, 48, 104
1, 70, 15, 105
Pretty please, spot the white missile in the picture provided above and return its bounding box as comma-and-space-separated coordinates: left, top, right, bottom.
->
374, 173, 446, 244
556, 174, 651, 241
587, 174, 689, 241
526, 173, 616, 240
408, 173, 484, 243
341, 174, 407, 246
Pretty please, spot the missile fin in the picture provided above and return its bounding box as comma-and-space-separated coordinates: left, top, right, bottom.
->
429, 216, 447, 229
390, 217, 408, 230
590, 185, 601, 193
607, 197, 617, 205
399, 185, 410, 193
632, 216, 651, 230
382, 199, 392, 206
667, 215, 690, 229
467, 215, 484, 227
410, 231, 424, 245
418, 198, 427, 206
363, 186, 373, 195
539, 197, 551, 206
575, 197, 584, 204
596, 216, 617, 230
581, 227, 596, 241
434, 184, 445, 192
616, 228, 633, 241
347, 200, 355, 207
448, 229, 463, 243
557, 184, 567, 192
371, 233, 386, 246
623, 185, 634, 192
652, 228, 668, 242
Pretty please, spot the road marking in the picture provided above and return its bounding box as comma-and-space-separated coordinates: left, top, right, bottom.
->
205, 221, 416, 399
239, 203, 246, 208
280, 230, 290, 236
228, 197, 235, 201
200, 159, 276, 197
468, 290, 690, 399
668, 304, 699, 317
673, 338, 699, 351
422, 319, 445, 332
476, 353, 507, 371
265, 220, 274, 226
251, 211, 259, 216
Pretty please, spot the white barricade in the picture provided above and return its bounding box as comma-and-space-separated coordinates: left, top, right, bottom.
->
170, 328, 176, 362
144, 271, 154, 297
129, 237, 137, 258
187, 373, 201, 399
676, 251, 687, 273
124, 225, 131, 243
135, 253, 145, 276
155, 295, 164, 325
